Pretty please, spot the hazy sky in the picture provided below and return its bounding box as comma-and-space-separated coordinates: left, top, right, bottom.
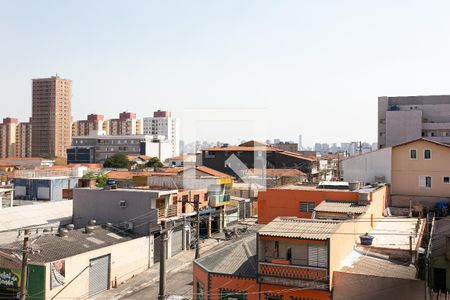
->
2, 1, 450, 147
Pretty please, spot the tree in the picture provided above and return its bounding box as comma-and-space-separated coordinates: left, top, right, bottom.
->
82, 172, 108, 187
103, 154, 129, 169
145, 157, 164, 168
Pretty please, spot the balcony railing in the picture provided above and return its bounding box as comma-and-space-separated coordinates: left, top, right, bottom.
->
258, 262, 329, 289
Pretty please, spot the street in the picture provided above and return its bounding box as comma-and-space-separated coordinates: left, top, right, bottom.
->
123, 263, 194, 300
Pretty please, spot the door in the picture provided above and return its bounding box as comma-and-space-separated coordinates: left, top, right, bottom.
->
89, 255, 110, 297
434, 268, 447, 292
171, 226, 183, 256
37, 187, 50, 200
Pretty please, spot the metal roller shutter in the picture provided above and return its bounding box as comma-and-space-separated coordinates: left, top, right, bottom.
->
171, 226, 183, 256
89, 255, 110, 297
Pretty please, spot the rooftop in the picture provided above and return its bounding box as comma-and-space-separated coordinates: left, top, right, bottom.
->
339, 251, 417, 280
258, 217, 341, 240
195, 236, 257, 277
364, 217, 424, 251
315, 201, 369, 214
247, 168, 306, 177
431, 215, 450, 257
0, 226, 134, 263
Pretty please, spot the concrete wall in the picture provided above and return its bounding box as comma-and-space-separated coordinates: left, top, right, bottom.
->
386, 110, 422, 147
333, 272, 425, 300
73, 189, 161, 235
391, 139, 450, 207
13, 178, 78, 201
45, 236, 150, 299
342, 148, 392, 184
257, 189, 360, 224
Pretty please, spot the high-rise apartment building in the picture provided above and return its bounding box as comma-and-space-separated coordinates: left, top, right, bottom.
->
72, 114, 106, 136
378, 95, 450, 148
0, 117, 32, 158
0, 118, 18, 158
16, 119, 32, 158
106, 112, 142, 136
143, 110, 180, 156
31, 76, 72, 159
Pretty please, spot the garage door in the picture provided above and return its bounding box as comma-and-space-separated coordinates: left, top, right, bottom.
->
37, 187, 50, 200
89, 255, 110, 297
171, 226, 183, 256
15, 186, 26, 197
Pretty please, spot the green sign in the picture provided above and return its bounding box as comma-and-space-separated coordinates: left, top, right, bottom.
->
0, 267, 20, 290
0, 265, 45, 300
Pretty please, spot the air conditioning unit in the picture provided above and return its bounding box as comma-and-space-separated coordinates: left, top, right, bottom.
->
120, 221, 133, 230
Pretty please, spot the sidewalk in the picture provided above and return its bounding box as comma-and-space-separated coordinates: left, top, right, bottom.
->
92, 238, 223, 299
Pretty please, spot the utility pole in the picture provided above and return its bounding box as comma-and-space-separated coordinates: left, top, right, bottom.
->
195, 195, 200, 259
19, 229, 31, 300
158, 220, 168, 300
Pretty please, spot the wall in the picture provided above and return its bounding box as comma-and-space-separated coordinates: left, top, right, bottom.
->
46, 236, 149, 299
259, 284, 330, 300
391, 139, 450, 207
328, 186, 387, 287
257, 189, 359, 224
342, 148, 392, 184
385, 110, 422, 147
73, 189, 160, 235
13, 178, 78, 201
333, 272, 425, 300
193, 263, 209, 300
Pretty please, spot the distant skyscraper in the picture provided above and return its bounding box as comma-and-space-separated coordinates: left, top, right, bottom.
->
143, 110, 180, 157
32, 76, 72, 159
73, 114, 106, 136
106, 112, 142, 136
298, 135, 302, 150
0, 117, 32, 158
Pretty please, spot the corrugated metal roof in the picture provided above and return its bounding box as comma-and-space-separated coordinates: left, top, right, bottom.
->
431, 215, 450, 257
315, 201, 369, 214
258, 217, 341, 240
340, 253, 417, 280
195, 236, 257, 277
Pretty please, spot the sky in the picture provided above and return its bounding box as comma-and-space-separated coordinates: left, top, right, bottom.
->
1, 1, 450, 147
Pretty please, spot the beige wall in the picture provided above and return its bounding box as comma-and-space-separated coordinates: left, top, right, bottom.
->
328, 186, 388, 287
45, 236, 149, 299
391, 140, 450, 206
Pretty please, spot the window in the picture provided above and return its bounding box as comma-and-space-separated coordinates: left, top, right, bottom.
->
119, 200, 127, 208
443, 176, 450, 184
419, 176, 432, 188
196, 281, 204, 300
424, 149, 432, 160
308, 244, 327, 268
299, 202, 315, 213
410, 149, 417, 159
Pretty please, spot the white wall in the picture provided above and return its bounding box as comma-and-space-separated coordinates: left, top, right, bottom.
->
342, 147, 392, 184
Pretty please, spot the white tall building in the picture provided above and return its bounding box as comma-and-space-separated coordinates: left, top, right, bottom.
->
143, 110, 180, 157
298, 134, 302, 150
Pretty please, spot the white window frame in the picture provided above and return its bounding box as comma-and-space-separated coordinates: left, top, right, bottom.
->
424, 149, 432, 160
419, 175, 432, 189
409, 148, 417, 160
443, 176, 450, 184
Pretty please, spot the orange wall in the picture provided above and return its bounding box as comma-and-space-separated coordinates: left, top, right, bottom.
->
193, 263, 209, 300
259, 284, 330, 300
209, 274, 259, 300
258, 189, 359, 224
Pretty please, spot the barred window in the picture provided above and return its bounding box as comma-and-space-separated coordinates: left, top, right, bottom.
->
299, 202, 315, 213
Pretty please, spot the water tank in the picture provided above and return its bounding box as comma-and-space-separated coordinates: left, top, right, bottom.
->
88, 220, 97, 226
58, 228, 69, 237
349, 182, 360, 191
66, 224, 75, 231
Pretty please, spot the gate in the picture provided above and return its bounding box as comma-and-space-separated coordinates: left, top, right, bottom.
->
171, 226, 183, 257
89, 255, 110, 297
154, 234, 161, 264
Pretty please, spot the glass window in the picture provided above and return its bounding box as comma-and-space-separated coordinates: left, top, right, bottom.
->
443, 176, 450, 184
424, 149, 432, 160
419, 176, 432, 188
299, 202, 315, 212
410, 149, 417, 159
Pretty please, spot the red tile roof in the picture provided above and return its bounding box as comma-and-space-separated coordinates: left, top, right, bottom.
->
0, 162, 17, 167
107, 171, 177, 180
194, 166, 231, 178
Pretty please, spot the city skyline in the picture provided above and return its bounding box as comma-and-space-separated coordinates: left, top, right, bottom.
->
3, 1, 450, 147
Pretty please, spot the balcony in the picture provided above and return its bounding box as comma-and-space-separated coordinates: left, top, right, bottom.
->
209, 194, 230, 207
258, 262, 329, 290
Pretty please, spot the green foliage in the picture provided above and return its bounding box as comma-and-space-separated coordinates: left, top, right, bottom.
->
103, 154, 130, 169
82, 171, 108, 187
145, 157, 164, 168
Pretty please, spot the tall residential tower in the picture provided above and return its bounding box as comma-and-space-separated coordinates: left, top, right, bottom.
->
31, 75, 72, 158
143, 110, 179, 156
